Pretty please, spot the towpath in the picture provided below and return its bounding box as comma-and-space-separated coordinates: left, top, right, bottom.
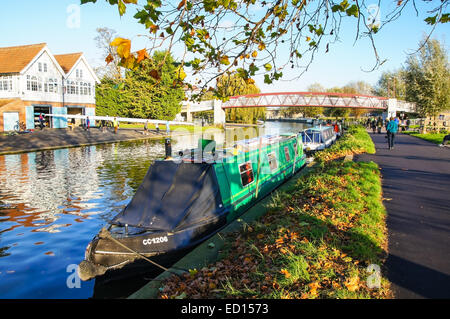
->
356, 131, 450, 299
0, 127, 169, 155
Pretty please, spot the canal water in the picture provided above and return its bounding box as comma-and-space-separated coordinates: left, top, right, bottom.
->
0, 121, 309, 298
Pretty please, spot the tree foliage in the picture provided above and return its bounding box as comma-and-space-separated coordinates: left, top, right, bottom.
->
94, 27, 124, 80
404, 38, 450, 117
215, 73, 266, 123
96, 50, 185, 120
375, 69, 407, 100
81, 0, 449, 99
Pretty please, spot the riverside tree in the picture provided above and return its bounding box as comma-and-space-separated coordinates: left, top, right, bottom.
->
96, 50, 185, 120
404, 38, 450, 118
81, 0, 449, 100
216, 73, 266, 123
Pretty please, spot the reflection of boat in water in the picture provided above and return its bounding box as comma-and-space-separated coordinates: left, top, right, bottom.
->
300, 126, 337, 155
78, 133, 307, 281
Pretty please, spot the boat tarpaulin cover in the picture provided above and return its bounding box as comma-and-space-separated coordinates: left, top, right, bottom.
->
111, 161, 225, 232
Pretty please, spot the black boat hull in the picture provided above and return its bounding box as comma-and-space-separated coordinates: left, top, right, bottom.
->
78, 214, 228, 281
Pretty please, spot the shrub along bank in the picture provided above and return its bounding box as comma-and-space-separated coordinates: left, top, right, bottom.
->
158, 126, 390, 299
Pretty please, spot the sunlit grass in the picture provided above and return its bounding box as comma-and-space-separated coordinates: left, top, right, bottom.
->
159, 126, 391, 299
403, 131, 447, 145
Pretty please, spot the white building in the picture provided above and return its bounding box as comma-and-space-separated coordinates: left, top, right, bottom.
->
0, 43, 100, 131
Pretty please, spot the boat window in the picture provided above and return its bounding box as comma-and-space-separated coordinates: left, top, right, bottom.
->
267, 152, 278, 171
284, 146, 291, 162
239, 161, 254, 187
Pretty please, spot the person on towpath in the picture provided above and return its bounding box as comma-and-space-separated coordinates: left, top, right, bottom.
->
113, 117, 119, 134
386, 117, 398, 150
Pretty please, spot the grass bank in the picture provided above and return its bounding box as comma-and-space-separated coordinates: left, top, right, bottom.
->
314, 126, 376, 163
403, 131, 447, 145
158, 126, 390, 299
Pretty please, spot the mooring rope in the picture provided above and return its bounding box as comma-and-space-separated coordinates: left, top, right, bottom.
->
98, 227, 170, 272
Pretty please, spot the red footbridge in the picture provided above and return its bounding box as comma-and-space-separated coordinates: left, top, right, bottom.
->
181, 91, 416, 124
222, 92, 389, 109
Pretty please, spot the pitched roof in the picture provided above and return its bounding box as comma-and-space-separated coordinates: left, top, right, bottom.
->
54, 53, 83, 74
0, 43, 46, 74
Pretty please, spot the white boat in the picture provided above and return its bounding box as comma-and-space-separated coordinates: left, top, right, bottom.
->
300, 126, 337, 154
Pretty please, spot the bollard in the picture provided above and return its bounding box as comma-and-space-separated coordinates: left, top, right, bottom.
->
165, 138, 172, 159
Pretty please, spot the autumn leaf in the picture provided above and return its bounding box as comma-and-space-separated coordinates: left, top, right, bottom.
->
177, 0, 186, 10
344, 276, 360, 292
111, 38, 131, 59
280, 269, 291, 278
149, 24, 159, 34
120, 55, 137, 69
149, 69, 161, 80
136, 49, 149, 63
219, 55, 230, 65
105, 54, 114, 65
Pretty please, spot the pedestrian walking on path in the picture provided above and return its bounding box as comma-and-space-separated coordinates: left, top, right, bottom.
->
113, 117, 119, 134
166, 121, 170, 135
386, 117, 398, 150
39, 113, 44, 130
376, 117, 383, 134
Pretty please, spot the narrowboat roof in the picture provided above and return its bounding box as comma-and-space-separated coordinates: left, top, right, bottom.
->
304, 125, 334, 132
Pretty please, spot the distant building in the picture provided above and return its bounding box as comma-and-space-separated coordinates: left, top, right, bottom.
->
0, 43, 100, 131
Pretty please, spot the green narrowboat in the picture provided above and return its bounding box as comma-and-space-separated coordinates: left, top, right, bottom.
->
78, 133, 306, 281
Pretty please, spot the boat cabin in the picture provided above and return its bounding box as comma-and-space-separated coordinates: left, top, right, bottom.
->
300, 125, 336, 153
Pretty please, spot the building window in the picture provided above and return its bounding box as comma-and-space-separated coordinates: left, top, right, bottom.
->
38, 77, 43, 92
79, 70, 83, 78
88, 83, 91, 95
48, 79, 53, 93
76, 70, 79, 78
38, 63, 42, 72
0, 76, 12, 91
53, 79, 58, 94
69, 81, 76, 94
239, 161, 254, 187
43, 63, 47, 72
30, 76, 38, 91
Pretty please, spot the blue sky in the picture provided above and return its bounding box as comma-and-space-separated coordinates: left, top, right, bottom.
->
1, 0, 448, 92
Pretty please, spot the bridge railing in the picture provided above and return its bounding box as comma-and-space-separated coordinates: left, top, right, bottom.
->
222, 92, 389, 110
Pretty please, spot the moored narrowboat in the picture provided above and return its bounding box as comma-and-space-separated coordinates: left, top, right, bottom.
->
300, 125, 337, 155
78, 133, 306, 281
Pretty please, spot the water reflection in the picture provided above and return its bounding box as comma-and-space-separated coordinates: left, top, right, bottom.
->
0, 121, 308, 298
